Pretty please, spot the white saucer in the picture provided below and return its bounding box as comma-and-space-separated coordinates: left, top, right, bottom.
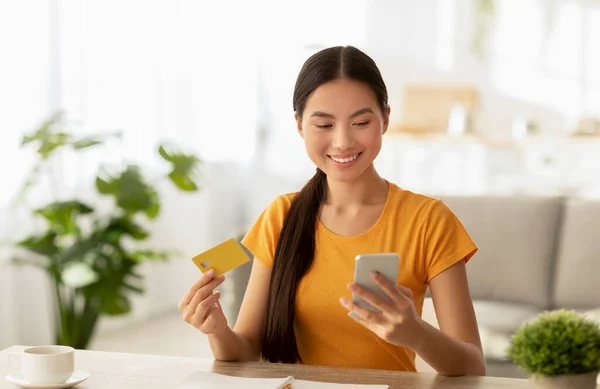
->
5, 370, 90, 388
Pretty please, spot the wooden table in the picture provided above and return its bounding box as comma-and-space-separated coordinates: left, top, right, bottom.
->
1, 345, 534, 388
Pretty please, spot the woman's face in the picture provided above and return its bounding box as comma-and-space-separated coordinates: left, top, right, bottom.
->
297, 78, 390, 183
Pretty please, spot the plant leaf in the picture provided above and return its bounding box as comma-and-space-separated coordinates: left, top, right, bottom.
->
17, 233, 59, 257
144, 189, 160, 219
96, 165, 158, 215
158, 145, 173, 162
105, 217, 149, 241
122, 282, 144, 294
95, 175, 116, 194
72, 138, 103, 149
115, 165, 154, 213
158, 143, 201, 192
20, 111, 73, 159
21, 111, 63, 146
60, 234, 102, 264
168, 171, 198, 191
61, 262, 99, 288
37, 133, 70, 159
98, 290, 131, 315
34, 201, 94, 235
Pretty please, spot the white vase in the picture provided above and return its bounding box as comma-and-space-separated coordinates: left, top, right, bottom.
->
532, 372, 598, 389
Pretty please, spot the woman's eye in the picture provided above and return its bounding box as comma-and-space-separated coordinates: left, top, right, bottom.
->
354, 121, 370, 127
315, 124, 333, 129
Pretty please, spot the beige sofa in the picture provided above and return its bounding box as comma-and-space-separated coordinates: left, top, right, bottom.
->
228, 194, 600, 378
417, 195, 600, 378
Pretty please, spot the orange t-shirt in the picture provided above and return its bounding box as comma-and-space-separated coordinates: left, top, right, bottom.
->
241, 180, 478, 372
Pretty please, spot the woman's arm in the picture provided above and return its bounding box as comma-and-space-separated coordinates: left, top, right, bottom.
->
412, 259, 486, 376
207, 257, 272, 361
341, 259, 485, 376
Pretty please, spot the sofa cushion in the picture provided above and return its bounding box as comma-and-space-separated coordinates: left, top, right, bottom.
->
420, 297, 541, 361
474, 300, 542, 361
440, 196, 563, 308
584, 308, 600, 325
473, 300, 540, 334
553, 199, 600, 309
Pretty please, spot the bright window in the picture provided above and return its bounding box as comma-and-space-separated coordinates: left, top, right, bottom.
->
490, 0, 600, 119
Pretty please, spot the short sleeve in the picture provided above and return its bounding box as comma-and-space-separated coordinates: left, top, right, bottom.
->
422, 200, 478, 283
240, 195, 292, 269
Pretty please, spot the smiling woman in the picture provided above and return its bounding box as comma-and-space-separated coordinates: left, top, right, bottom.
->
297, 78, 388, 184
179, 46, 486, 377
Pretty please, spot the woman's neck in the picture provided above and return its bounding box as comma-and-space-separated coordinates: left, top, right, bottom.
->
325, 165, 388, 207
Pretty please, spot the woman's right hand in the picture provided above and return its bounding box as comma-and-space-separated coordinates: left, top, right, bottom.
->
178, 269, 228, 335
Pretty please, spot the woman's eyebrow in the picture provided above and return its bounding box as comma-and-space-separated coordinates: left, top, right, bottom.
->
309, 107, 374, 119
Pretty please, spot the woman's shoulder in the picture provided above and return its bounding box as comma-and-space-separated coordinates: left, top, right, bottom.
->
386, 181, 465, 230
255, 191, 298, 222
270, 191, 298, 210
387, 181, 444, 214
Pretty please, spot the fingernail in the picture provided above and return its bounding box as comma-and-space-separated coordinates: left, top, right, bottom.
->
370, 271, 379, 279
347, 283, 357, 291
339, 297, 348, 305
205, 269, 215, 278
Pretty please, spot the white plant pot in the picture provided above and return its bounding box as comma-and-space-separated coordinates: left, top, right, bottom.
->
532, 372, 598, 389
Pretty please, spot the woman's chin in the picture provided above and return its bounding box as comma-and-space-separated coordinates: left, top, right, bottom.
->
322, 165, 372, 183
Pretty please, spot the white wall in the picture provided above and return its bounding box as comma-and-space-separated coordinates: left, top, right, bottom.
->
0, 265, 17, 347
0, 0, 54, 349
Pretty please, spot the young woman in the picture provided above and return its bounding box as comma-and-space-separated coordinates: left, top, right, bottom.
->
178, 46, 486, 376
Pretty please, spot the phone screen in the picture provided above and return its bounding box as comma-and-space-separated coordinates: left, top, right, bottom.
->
352, 253, 400, 313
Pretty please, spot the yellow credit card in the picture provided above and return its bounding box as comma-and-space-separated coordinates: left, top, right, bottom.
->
191, 238, 250, 277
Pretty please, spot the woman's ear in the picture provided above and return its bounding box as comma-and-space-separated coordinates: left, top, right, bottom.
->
382, 105, 391, 135
295, 112, 304, 138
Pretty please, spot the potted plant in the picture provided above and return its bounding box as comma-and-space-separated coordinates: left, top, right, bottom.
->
10, 111, 202, 349
507, 309, 600, 389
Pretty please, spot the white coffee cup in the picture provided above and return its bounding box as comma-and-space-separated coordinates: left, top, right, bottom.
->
8, 345, 75, 385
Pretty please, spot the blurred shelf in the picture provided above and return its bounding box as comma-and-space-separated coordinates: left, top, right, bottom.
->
384, 131, 600, 149
376, 132, 600, 198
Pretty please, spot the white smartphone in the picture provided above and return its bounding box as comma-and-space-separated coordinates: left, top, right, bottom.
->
352, 253, 400, 313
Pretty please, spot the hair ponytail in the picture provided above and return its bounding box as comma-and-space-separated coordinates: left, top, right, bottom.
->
261, 45, 388, 363
262, 168, 326, 363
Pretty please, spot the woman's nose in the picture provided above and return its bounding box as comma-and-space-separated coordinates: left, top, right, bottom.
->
331, 127, 355, 150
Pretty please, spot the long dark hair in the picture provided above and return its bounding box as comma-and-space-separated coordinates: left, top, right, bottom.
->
261, 46, 389, 363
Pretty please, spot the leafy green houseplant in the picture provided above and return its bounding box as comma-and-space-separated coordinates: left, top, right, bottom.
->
11, 111, 202, 349
507, 309, 600, 388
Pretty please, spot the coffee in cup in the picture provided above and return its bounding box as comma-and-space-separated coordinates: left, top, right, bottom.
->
8, 345, 75, 385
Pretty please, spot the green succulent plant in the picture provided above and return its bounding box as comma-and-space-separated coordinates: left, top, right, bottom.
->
507, 309, 600, 377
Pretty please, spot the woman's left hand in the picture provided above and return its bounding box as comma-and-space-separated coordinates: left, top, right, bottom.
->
339, 271, 424, 349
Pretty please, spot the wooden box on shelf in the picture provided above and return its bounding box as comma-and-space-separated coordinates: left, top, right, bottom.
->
390, 84, 479, 135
